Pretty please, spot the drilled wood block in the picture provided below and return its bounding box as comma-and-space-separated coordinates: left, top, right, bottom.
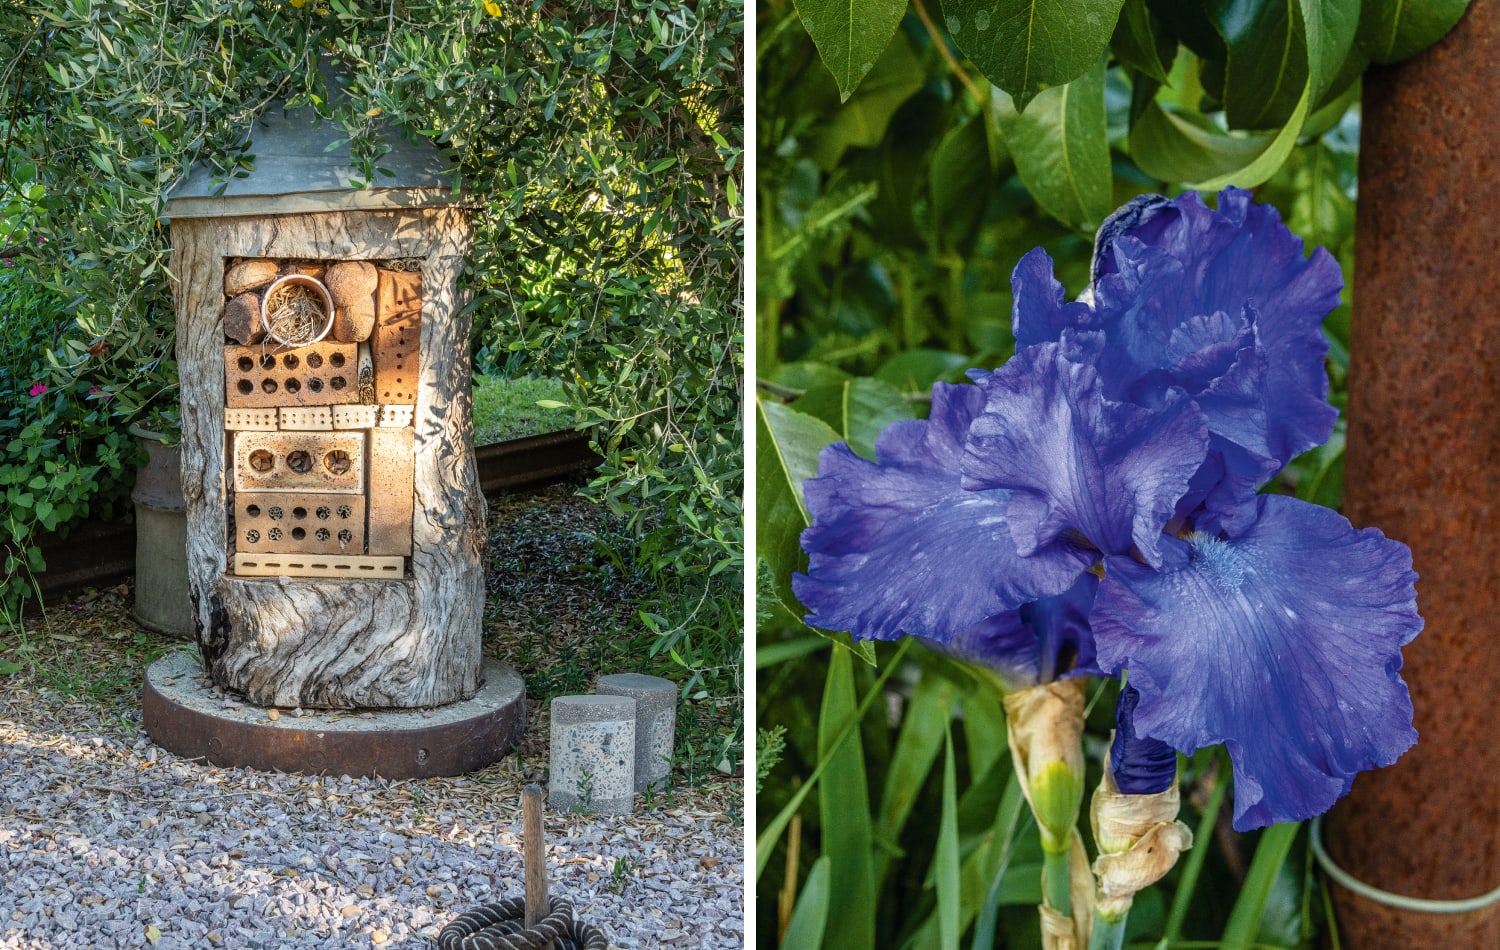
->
367, 427, 414, 556
232, 552, 404, 580
224, 341, 359, 408
232, 431, 365, 495
374, 270, 421, 405
378, 404, 414, 428
278, 406, 333, 431
332, 405, 379, 429
225, 408, 278, 431
235, 492, 366, 555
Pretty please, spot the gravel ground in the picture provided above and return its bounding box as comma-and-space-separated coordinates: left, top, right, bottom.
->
0, 478, 745, 949
0, 634, 743, 949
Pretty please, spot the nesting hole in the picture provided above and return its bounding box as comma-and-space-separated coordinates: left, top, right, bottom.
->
247, 450, 274, 473
323, 449, 352, 475
286, 450, 313, 474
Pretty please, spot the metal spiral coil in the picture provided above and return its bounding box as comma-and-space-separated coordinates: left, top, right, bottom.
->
437, 896, 608, 950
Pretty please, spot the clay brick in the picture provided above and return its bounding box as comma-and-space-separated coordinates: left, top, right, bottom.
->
224, 408, 278, 431
367, 427, 414, 556
374, 270, 421, 405
378, 404, 414, 428
235, 492, 366, 555
224, 259, 278, 296
332, 405, 379, 429
224, 341, 359, 408
231, 552, 404, 580
232, 431, 365, 495
223, 292, 264, 345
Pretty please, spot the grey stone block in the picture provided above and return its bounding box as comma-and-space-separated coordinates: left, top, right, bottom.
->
597, 673, 677, 793
549, 695, 636, 814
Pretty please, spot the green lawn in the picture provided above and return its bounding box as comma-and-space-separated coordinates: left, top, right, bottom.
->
470, 374, 570, 445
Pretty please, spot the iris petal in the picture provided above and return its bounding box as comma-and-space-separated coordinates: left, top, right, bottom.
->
1092, 494, 1421, 830
944, 572, 1103, 685
962, 343, 1209, 567
795, 381, 1095, 644
1111, 684, 1177, 795
1011, 247, 1098, 348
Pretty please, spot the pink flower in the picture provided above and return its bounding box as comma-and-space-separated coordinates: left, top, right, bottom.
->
88, 386, 101, 395
28, 383, 47, 397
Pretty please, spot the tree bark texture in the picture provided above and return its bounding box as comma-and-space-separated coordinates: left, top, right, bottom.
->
1335, 3, 1500, 945
170, 209, 485, 709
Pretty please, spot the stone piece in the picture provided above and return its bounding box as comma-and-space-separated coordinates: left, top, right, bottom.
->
224, 341, 359, 408
333, 298, 377, 344
597, 673, 678, 793
332, 405, 379, 429
278, 406, 333, 431
367, 428, 414, 556
224, 408, 278, 431
374, 269, 421, 404
231, 551, 404, 580
223, 292, 265, 345
286, 261, 327, 280
232, 430, 365, 495
234, 493, 366, 555
224, 259, 278, 296
549, 695, 636, 814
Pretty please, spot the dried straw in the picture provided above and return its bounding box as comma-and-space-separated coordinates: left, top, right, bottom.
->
264, 282, 329, 346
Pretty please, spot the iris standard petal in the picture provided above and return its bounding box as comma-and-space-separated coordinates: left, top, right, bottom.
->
796, 381, 1095, 644
1092, 494, 1422, 831
1012, 247, 1098, 348
963, 343, 1209, 568
1093, 188, 1341, 466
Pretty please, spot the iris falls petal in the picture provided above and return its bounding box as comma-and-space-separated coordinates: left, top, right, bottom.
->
795, 381, 1095, 645
1092, 494, 1422, 830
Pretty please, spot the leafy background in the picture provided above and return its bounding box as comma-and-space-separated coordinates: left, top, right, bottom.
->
0, 0, 743, 726
755, 0, 1463, 946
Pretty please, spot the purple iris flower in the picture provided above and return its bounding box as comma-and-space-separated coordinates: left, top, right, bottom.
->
795, 188, 1422, 831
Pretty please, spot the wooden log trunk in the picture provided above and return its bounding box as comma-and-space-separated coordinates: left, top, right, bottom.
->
170, 209, 485, 709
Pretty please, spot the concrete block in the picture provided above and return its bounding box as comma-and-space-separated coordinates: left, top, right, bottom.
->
549, 695, 636, 814
378, 404, 414, 428
597, 673, 678, 793
235, 492, 365, 555
224, 341, 359, 408
232, 551, 404, 580
366, 428, 414, 556
225, 408, 278, 431
278, 406, 333, 430
332, 405, 379, 429
374, 269, 421, 405
232, 430, 364, 494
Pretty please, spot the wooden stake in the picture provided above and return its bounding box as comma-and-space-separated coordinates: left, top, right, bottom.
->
523, 783, 548, 932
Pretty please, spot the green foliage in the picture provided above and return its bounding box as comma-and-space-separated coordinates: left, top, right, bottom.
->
757, 0, 1457, 944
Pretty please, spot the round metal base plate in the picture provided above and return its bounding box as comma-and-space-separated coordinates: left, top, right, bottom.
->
143, 651, 526, 779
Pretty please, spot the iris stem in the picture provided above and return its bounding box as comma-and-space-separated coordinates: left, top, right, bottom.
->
1088, 908, 1128, 950
1042, 845, 1073, 920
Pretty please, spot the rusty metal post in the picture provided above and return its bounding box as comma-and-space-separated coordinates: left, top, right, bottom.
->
1333, 3, 1500, 946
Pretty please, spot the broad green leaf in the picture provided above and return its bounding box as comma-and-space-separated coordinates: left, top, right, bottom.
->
779, 857, 832, 949
809, 32, 924, 169
1112, 0, 1176, 83
757, 635, 831, 669
875, 349, 973, 393
944, 0, 1127, 111
1221, 822, 1302, 950
755, 397, 841, 619
772, 361, 854, 392
793, 0, 907, 100
1357, 0, 1470, 63
792, 376, 913, 460
1301, 0, 1361, 103
1145, 0, 1227, 60
993, 56, 1112, 231
874, 670, 958, 886
929, 117, 994, 252
1217, 0, 1309, 131
1130, 80, 1311, 190
819, 647, 877, 950
935, 726, 961, 950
